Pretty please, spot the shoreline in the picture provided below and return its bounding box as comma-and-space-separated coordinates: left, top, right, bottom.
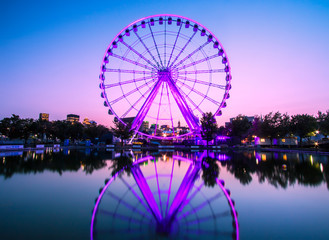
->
1, 144, 329, 155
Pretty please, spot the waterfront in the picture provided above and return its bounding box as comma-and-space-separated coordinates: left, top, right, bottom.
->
1, 149, 329, 239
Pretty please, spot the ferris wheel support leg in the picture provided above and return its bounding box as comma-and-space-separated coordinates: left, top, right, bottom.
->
131, 79, 163, 131
164, 162, 201, 230
166, 77, 201, 133
131, 165, 163, 223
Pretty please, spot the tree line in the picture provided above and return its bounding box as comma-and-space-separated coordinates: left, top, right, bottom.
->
221, 111, 329, 145
0, 114, 111, 143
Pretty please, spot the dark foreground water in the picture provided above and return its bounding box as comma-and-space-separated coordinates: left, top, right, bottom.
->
0, 149, 328, 240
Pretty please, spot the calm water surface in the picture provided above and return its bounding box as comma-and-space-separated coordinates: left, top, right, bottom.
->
0, 149, 328, 240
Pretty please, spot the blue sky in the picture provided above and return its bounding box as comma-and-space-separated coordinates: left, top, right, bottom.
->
1, 0, 329, 127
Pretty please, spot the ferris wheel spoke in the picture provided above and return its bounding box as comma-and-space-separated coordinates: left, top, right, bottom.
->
120, 83, 156, 119
104, 76, 153, 88
179, 192, 223, 220
147, 23, 164, 68
119, 177, 152, 214
165, 83, 176, 137
177, 76, 226, 90
168, 163, 201, 219
134, 31, 161, 68
169, 31, 197, 68
110, 78, 157, 105
172, 42, 210, 69
180, 69, 225, 74
121, 40, 158, 69
164, 18, 167, 67
176, 80, 221, 105
176, 53, 218, 71
154, 158, 164, 216
106, 191, 153, 220
179, 91, 204, 116
165, 158, 175, 218
166, 24, 182, 68
111, 53, 154, 70
131, 166, 163, 222
154, 83, 165, 136
105, 68, 153, 74
99, 209, 144, 224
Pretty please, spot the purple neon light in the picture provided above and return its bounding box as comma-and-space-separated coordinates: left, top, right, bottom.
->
99, 14, 232, 139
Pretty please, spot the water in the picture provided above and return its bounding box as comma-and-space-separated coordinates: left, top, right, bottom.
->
0, 149, 328, 240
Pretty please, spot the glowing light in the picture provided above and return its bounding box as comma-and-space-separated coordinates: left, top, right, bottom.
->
261, 138, 265, 143
261, 154, 266, 161
310, 155, 313, 165
283, 154, 287, 161
320, 163, 323, 172
282, 139, 286, 143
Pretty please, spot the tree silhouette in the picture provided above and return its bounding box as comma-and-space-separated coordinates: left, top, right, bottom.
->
291, 114, 317, 146
227, 115, 251, 144
201, 156, 220, 187
318, 111, 329, 138
200, 112, 218, 148
111, 121, 134, 147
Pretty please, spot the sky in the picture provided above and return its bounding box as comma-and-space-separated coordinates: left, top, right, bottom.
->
1, 0, 329, 127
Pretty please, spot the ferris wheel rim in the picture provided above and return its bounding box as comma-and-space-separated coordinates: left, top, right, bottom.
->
99, 14, 232, 139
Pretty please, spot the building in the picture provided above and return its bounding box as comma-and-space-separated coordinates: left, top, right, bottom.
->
83, 118, 90, 125
225, 116, 255, 127
121, 117, 135, 124
141, 121, 149, 131
39, 113, 49, 121
67, 114, 80, 123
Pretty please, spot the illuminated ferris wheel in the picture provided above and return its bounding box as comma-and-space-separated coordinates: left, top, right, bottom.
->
99, 14, 231, 139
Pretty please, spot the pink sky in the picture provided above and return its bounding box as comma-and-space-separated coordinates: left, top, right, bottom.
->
0, 0, 328, 127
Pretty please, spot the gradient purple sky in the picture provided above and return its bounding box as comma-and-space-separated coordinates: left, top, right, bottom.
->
1, 0, 328, 127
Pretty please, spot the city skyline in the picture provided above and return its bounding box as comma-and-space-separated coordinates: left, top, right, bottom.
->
1, 0, 329, 128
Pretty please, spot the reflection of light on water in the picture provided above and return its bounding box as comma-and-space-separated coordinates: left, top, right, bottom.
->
218, 154, 229, 161
2, 157, 5, 163
283, 154, 287, 161
262, 154, 266, 161
320, 163, 323, 172
310, 155, 313, 165
282, 164, 287, 171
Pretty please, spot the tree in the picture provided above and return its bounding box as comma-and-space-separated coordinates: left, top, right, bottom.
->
111, 121, 134, 147
200, 112, 218, 148
318, 111, 329, 138
278, 113, 291, 137
250, 116, 262, 137
227, 115, 251, 144
201, 156, 220, 187
84, 124, 110, 141
260, 112, 282, 146
291, 114, 317, 146
0, 114, 25, 139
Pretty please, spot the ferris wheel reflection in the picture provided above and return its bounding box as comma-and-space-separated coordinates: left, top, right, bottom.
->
91, 152, 239, 240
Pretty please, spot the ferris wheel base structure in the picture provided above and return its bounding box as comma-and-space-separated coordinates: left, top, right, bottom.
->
99, 14, 232, 140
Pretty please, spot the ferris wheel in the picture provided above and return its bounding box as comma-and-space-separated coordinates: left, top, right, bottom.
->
99, 14, 231, 139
